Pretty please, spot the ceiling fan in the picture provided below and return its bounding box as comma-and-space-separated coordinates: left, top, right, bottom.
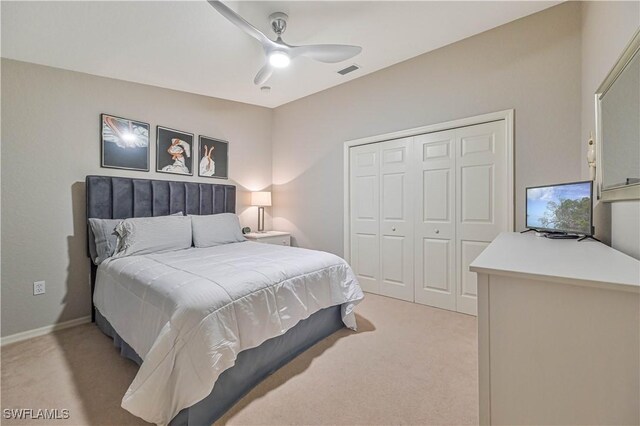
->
207, 0, 362, 86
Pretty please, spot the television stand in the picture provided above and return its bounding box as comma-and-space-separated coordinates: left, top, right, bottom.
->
520, 228, 537, 234
544, 233, 580, 239
578, 235, 601, 242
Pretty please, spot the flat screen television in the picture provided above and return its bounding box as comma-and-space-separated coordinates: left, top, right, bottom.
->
525, 180, 593, 235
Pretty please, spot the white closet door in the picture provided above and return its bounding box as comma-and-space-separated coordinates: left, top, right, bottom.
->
413, 130, 457, 310
379, 138, 414, 302
349, 143, 380, 294
456, 120, 508, 315
348, 118, 509, 314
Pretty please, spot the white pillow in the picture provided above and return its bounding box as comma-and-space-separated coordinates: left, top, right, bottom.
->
113, 215, 192, 258
190, 213, 246, 248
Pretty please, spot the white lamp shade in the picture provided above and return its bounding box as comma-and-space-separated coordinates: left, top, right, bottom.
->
251, 191, 272, 207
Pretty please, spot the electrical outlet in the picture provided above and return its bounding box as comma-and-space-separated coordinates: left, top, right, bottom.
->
33, 281, 45, 296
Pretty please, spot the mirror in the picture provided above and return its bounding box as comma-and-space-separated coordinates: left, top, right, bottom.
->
596, 29, 640, 201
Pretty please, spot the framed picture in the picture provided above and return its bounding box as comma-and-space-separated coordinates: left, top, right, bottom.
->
156, 126, 194, 176
101, 114, 150, 171
198, 135, 229, 179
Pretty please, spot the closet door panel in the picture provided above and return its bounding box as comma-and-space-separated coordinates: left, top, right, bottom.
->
461, 165, 493, 223
354, 176, 377, 223
423, 169, 450, 221
422, 238, 451, 292
460, 240, 489, 299
456, 121, 508, 315
382, 235, 406, 284
353, 233, 379, 282
414, 130, 456, 310
350, 144, 380, 294
379, 138, 414, 302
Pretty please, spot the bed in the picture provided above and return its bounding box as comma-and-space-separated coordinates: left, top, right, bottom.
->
86, 176, 363, 426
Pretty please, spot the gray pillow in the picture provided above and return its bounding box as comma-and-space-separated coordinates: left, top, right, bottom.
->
190, 213, 246, 248
89, 212, 184, 264
88, 218, 122, 265
113, 215, 192, 258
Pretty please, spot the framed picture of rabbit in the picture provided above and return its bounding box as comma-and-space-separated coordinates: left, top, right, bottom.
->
198, 136, 229, 179
156, 126, 194, 176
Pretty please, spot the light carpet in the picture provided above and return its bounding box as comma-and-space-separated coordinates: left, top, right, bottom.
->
1, 293, 478, 425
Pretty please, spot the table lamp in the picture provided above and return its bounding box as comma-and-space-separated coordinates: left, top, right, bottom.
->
251, 191, 271, 232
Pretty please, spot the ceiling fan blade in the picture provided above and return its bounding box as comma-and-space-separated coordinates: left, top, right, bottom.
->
291, 44, 362, 63
207, 0, 275, 49
254, 64, 273, 85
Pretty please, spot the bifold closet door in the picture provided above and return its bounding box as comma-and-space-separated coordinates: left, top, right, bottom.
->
350, 120, 507, 313
349, 138, 414, 302
414, 130, 457, 310
378, 138, 414, 301
456, 121, 507, 315
414, 120, 508, 315
349, 143, 380, 294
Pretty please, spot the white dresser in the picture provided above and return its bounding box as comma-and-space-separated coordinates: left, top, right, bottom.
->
244, 231, 291, 246
470, 232, 640, 425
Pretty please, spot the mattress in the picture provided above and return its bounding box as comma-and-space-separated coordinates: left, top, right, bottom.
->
94, 241, 364, 425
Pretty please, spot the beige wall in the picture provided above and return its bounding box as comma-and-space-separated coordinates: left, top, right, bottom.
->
580, 1, 639, 258
271, 2, 582, 255
1, 59, 273, 337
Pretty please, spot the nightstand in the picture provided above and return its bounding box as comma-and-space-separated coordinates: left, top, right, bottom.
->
244, 231, 291, 246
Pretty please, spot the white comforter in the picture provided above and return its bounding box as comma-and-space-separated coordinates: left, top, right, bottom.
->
94, 241, 363, 425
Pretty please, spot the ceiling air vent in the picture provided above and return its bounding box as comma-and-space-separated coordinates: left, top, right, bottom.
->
337, 64, 360, 76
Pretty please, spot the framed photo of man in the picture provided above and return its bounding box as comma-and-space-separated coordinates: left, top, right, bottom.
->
156, 126, 194, 176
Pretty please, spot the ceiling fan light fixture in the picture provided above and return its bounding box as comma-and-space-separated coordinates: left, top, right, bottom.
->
269, 51, 290, 68
207, 1, 362, 85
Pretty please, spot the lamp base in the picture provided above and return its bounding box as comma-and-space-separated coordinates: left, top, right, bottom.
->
257, 206, 265, 232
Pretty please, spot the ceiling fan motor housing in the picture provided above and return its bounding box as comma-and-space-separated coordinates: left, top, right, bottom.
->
269, 12, 288, 36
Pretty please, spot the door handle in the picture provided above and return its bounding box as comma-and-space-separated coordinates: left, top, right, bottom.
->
435, 229, 440, 234
392, 227, 396, 231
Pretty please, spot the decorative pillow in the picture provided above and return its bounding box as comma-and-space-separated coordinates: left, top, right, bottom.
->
112, 214, 191, 258
88, 218, 123, 265
89, 212, 184, 265
190, 213, 246, 248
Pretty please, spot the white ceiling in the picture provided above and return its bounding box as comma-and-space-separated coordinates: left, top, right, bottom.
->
2, 1, 559, 108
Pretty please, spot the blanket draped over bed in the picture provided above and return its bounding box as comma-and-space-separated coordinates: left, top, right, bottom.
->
94, 241, 363, 425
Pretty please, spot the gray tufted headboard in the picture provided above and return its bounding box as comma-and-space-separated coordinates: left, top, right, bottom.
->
86, 175, 236, 320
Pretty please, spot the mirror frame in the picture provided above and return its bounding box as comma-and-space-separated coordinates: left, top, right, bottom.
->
595, 28, 640, 202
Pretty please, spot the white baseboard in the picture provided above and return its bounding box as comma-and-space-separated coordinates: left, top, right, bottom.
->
1, 316, 91, 347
